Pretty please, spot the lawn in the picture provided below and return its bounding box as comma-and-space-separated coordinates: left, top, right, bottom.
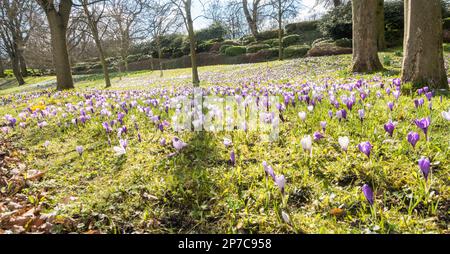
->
0, 50, 449, 234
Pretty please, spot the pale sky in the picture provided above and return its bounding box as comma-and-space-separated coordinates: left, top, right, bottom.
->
192, 0, 326, 30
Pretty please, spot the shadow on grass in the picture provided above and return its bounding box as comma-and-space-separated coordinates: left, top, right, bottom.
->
157, 131, 223, 233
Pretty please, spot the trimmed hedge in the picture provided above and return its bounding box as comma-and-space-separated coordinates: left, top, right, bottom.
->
219, 44, 233, 54
260, 47, 280, 58
282, 34, 301, 47
283, 45, 310, 59
246, 44, 271, 53
335, 38, 352, 48
256, 29, 280, 41
262, 38, 280, 47
444, 18, 450, 30
241, 35, 256, 45
224, 46, 247, 56
285, 21, 319, 35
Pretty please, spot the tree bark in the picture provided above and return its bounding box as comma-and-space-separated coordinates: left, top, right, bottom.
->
38, 0, 74, 90
242, 0, 259, 38
0, 59, 5, 78
376, 0, 386, 51
277, 1, 283, 61
185, 0, 200, 86
82, 2, 111, 88
19, 50, 28, 77
401, 0, 448, 89
351, 0, 383, 73
12, 54, 25, 85
157, 36, 163, 77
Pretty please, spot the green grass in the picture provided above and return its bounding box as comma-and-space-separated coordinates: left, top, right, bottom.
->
0, 50, 449, 234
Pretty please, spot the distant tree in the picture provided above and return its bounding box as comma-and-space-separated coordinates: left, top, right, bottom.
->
242, 0, 267, 38
171, 0, 200, 86
315, 0, 348, 9
80, 0, 111, 88
402, 0, 448, 89
36, 0, 74, 90
146, 0, 180, 77
108, 0, 146, 72
351, 0, 383, 72
0, 0, 36, 84
268, 0, 300, 60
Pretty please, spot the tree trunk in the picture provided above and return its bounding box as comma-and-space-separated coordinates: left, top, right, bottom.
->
11, 55, 25, 85
157, 36, 163, 77
351, 0, 383, 73
376, 0, 386, 51
401, 0, 448, 89
41, 0, 74, 90
278, 8, 283, 61
95, 37, 111, 88
0, 59, 5, 78
19, 51, 28, 77
242, 0, 259, 38
185, 0, 200, 86
82, 3, 111, 88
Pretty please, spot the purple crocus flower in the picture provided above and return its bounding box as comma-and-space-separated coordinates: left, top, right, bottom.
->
262, 161, 276, 181
362, 184, 374, 206
346, 100, 354, 111
414, 117, 430, 140
358, 109, 365, 122
358, 141, 372, 158
119, 139, 128, 150
102, 122, 112, 133
425, 92, 433, 101
172, 137, 187, 151
383, 121, 395, 137
320, 121, 327, 132
313, 131, 324, 141
160, 138, 166, 146
76, 146, 84, 156
417, 88, 424, 95
275, 175, 286, 194
387, 102, 394, 111
393, 78, 401, 86
118, 112, 125, 124
393, 91, 400, 100
230, 150, 236, 166
407, 131, 420, 149
418, 157, 430, 181
328, 110, 333, 118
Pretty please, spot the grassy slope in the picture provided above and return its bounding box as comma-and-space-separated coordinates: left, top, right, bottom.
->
0, 49, 449, 234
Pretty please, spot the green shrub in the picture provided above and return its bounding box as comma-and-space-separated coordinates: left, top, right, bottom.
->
394, 50, 403, 56
219, 44, 233, 54
241, 35, 256, 45
335, 38, 352, 48
222, 40, 240, 46
197, 40, 215, 53
246, 44, 271, 53
283, 45, 310, 59
444, 18, 450, 30
262, 38, 280, 47
312, 38, 334, 47
195, 22, 227, 42
383, 55, 392, 66
126, 54, 141, 63
285, 21, 319, 35
255, 29, 280, 41
224, 46, 247, 56
260, 47, 280, 58
318, 2, 352, 40
282, 34, 301, 47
